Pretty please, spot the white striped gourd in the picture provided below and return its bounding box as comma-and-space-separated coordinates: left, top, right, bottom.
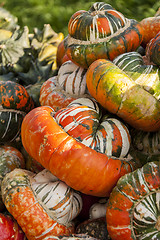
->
55, 97, 131, 158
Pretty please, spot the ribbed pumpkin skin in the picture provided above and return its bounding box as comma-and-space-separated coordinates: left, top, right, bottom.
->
140, 16, 160, 47
145, 32, 160, 66
86, 59, 160, 132
39, 61, 89, 112
21, 106, 140, 197
1, 168, 75, 240
66, 2, 143, 68
0, 81, 34, 142
54, 98, 131, 158
32, 169, 82, 225
113, 51, 160, 100
106, 161, 160, 240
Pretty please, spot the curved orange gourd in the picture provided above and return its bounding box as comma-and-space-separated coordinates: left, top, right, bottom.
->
86, 58, 160, 132
56, 37, 69, 67
21, 106, 140, 197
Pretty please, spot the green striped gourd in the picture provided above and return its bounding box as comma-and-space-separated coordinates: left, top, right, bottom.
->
145, 32, 160, 67
113, 51, 160, 100
86, 53, 160, 132
106, 161, 160, 239
0, 145, 25, 211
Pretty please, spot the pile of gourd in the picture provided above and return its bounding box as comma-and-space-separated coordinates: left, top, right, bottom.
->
0, 2, 160, 240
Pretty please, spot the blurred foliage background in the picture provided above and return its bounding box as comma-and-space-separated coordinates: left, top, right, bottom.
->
1, 0, 160, 36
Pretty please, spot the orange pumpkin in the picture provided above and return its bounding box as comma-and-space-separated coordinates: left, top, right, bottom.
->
140, 15, 160, 47
39, 76, 76, 112
21, 105, 140, 197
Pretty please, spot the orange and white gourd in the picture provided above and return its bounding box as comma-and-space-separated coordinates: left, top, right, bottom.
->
1, 168, 82, 239
39, 60, 89, 112
32, 169, 82, 225
21, 103, 140, 197
54, 97, 131, 158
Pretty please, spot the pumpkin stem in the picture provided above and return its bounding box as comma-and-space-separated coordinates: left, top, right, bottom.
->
155, 216, 160, 231
91, 10, 104, 16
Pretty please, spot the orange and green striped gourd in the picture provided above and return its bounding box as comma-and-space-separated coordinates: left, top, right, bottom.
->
106, 161, 160, 240
65, 2, 143, 68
